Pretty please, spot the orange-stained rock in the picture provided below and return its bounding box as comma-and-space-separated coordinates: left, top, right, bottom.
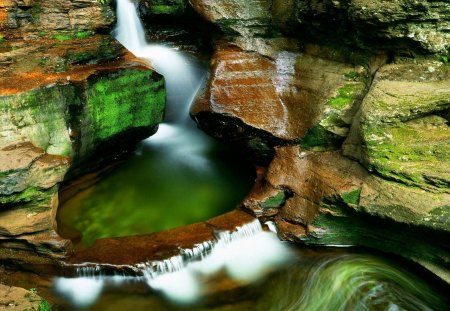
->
69, 209, 257, 266
191, 42, 370, 164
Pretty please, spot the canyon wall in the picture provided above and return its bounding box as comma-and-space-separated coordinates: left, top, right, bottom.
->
0, 0, 166, 266
186, 0, 450, 283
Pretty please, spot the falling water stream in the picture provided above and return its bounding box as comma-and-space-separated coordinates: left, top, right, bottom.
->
52, 0, 449, 310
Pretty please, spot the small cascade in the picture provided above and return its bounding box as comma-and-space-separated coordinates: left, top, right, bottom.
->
55, 220, 292, 306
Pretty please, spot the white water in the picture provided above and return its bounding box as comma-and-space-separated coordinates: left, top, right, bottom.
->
55, 220, 292, 306
54, 0, 292, 307
114, 0, 209, 170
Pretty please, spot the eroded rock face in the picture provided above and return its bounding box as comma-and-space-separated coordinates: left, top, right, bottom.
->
242, 146, 450, 283
187, 0, 450, 53
0, 0, 114, 37
0, 284, 49, 310
344, 59, 450, 191
187, 0, 449, 284
192, 42, 374, 162
0, 35, 166, 265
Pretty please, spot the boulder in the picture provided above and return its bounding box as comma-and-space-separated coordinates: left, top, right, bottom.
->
344, 58, 450, 191
192, 42, 375, 162
242, 147, 450, 283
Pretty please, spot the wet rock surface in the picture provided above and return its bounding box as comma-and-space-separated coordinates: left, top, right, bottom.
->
0, 0, 114, 38
69, 210, 256, 267
0, 31, 166, 265
0, 284, 49, 310
192, 42, 377, 163
188, 0, 450, 283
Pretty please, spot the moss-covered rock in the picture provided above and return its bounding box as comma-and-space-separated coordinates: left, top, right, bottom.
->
141, 0, 188, 16
344, 59, 450, 191
0, 52, 166, 263
189, 0, 272, 37
247, 147, 450, 283
192, 43, 373, 159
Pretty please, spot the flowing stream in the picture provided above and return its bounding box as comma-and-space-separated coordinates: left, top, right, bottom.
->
53, 1, 449, 310
56, 1, 254, 247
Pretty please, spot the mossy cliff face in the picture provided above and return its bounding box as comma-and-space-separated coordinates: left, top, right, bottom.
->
188, 0, 450, 283
0, 0, 114, 39
0, 46, 166, 265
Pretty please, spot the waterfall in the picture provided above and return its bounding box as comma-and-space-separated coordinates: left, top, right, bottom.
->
114, 0, 210, 171
54, 0, 291, 307
55, 220, 292, 306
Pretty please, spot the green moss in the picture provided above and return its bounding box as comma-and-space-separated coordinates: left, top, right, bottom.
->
38, 299, 52, 311
85, 69, 165, 141
75, 31, 91, 39
261, 191, 286, 209
0, 85, 74, 155
300, 125, 345, 150
328, 83, 364, 109
363, 116, 449, 188
53, 34, 72, 41
424, 206, 450, 227
0, 187, 48, 205
38, 31, 46, 37
30, 4, 42, 25
341, 188, 362, 205
38, 57, 48, 67
0, 35, 4, 43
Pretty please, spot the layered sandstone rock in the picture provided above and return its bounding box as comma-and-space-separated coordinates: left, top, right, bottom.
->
188, 0, 450, 283
0, 0, 114, 38
0, 35, 166, 265
192, 42, 376, 162
0, 284, 50, 310
187, 0, 450, 53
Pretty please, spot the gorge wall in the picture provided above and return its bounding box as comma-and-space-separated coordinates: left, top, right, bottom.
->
0, 0, 165, 266
0, 0, 448, 286
185, 0, 450, 283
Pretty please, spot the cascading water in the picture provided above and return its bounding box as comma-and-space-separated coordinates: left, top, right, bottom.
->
55, 220, 292, 306
114, 0, 210, 169
56, 0, 255, 244
53, 1, 449, 310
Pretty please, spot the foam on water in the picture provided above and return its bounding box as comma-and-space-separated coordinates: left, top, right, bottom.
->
55, 219, 292, 306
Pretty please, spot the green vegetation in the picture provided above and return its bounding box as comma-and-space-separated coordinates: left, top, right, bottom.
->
261, 191, 286, 209
440, 55, 449, 64
363, 116, 449, 188
300, 125, 344, 150
343, 70, 358, 81
38, 300, 52, 311
328, 83, 364, 109
38, 31, 46, 37
38, 57, 48, 67
75, 31, 92, 39
86, 69, 165, 140
0, 35, 4, 43
30, 4, 42, 25
150, 0, 187, 15
341, 188, 362, 205
53, 34, 72, 41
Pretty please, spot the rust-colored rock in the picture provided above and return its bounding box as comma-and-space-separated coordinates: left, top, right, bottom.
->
192, 42, 371, 162
69, 210, 257, 266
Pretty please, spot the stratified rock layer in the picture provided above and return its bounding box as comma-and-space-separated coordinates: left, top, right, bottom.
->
189, 0, 450, 283
192, 42, 373, 162
0, 35, 166, 265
